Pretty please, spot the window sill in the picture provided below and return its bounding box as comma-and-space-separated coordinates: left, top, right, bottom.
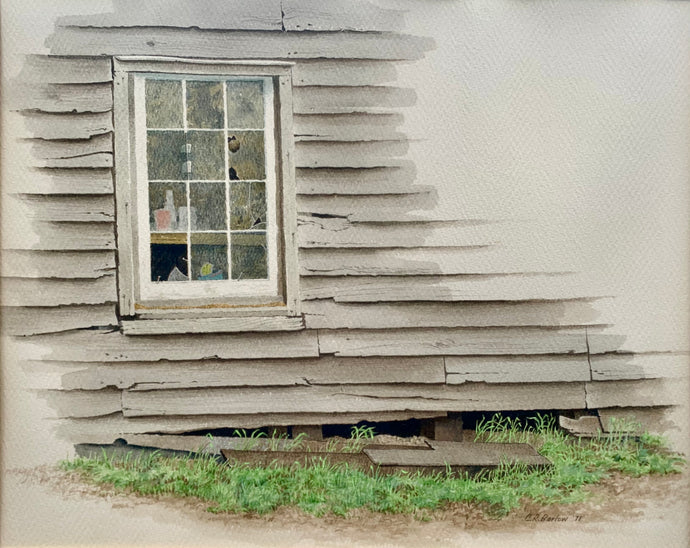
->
120, 315, 304, 336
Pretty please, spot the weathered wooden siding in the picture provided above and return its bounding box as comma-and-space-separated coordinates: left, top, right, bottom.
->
3, 0, 681, 443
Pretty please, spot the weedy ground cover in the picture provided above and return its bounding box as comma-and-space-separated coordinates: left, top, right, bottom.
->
60, 414, 684, 519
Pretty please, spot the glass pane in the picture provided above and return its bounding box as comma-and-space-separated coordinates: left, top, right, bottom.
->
189, 183, 226, 231
149, 182, 186, 232
229, 182, 266, 230
147, 131, 187, 180
191, 233, 228, 281
187, 131, 225, 180
151, 242, 188, 282
227, 131, 265, 181
186, 81, 224, 129
226, 80, 264, 129
146, 79, 183, 128
231, 232, 267, 280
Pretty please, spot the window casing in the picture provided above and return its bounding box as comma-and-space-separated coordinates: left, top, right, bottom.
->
113, 58, 299, 330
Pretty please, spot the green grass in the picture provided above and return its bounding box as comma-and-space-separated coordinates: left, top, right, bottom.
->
60, 414, 684, 519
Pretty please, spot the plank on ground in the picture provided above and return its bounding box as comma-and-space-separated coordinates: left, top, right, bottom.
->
1, 305, 118, 336
300, 274, 606, 302
1, 276, 117, 307
1, 250, 114, 279
20, 111, 113, 140
121, 382, 587, 417
317, 327, 588, 357
24, 329, 320, 362
282, 0, 404, 32
9, 82, 113, 113
590, 353, 689, 381
445, 355, 591, 384
4, 168, 113, 195
17, 55, 113, 84
292, 60, 397, 87
17, 195, 114, 223
293, 86, 415, 114
34, 356, 446, 391
302, 300, 603, 329
47, 28, 433, 61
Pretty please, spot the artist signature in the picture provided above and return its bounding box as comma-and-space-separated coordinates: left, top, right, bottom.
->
524, 513, 583, 522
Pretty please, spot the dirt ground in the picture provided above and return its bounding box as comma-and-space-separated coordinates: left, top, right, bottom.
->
2, 464, 688, 548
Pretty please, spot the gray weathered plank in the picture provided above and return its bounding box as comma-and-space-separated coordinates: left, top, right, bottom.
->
590, 353, 689, 381
295, 140, 408, 168
293, 113, 405, 143
30, 153, 112, 169
121, 316, 306, 335
37, 356, 446, 391
303, 300, 603, 329
28, 134, 113, 169
587, 328, 689, 354
292, 60, 397, 87
2, 305, 118, 336
1, 276, 117, 307
1, 250, 115, 279
282, 0, 405, 32
5, 168, 113, 195
57, 0, 282, 30
318, 327, 588, 357
296, 194, 455, 222
445, 355, 591, 384
585, 378, 686, 408
9, 83, 113, 113
25, 329, 320, 362
18, 55, 113, 84
295, 165, 416, 195
17, 195, 114, 223
293, 86, 415, 114
39, 388, 122, 418
121, 382, 587, 417
299, 247, 578, 276
300, 274, 605, 302
56, 410, 447, 443
47, 28, 433, 61
3, 222, 116, 251
21, 111, 113, 140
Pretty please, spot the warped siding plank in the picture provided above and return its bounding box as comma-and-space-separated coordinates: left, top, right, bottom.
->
590, 353, 689, 381
47, 28, 433, 61
17, 195, 114, 223
283, 0, 404, 32
1, 250, 115, 279
297, 217, 498, 248
21, 111, 113, 140
296, 194, 455, 222
30, 153, 112, 169
10, 83, 113, 113
300, 274, 605, 302
5, 222, 116, 251
39, 388, 121, 418
39, 356, 446, 391
299, 247, 578, 276
121, 316, 306, 335
302, 300, 603, 329
5, 168, 113, 195
57, 411, 447, 442
57, 0, 283, 31
1, 276, 117, 307
293, 86, 415, 114
585, 378, 687, 408
295, 140, 408, 168
293, 114, 405, 143
317, 327, 588, 357
26, 329, 320, 362
29, 134, 113, 169
18, 55, 113, 84
295, 166, 416, 195
2, 305, 118, 336
122, 382, 587, 417
445, 355, 591, 384
292, 60, 397, 87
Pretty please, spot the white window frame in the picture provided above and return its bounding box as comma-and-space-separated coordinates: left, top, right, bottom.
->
113, 57, 300, 334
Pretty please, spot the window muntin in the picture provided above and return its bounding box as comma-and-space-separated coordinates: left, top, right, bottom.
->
132, 74, 279, 302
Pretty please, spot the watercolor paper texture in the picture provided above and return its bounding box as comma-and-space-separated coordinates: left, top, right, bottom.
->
1, 0, 689, 545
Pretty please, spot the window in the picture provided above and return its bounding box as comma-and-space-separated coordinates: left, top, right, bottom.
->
113, 58, 300, 333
